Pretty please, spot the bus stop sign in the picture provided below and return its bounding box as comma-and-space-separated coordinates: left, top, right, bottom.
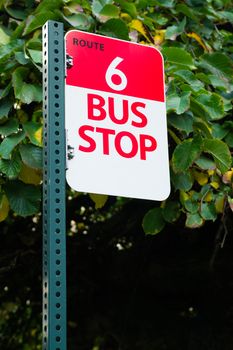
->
65, 30, 170, 201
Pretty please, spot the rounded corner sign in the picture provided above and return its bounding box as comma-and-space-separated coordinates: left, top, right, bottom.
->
65, 30, 170, 201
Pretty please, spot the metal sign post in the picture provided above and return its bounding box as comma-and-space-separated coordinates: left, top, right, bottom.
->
42, 21, 67, 350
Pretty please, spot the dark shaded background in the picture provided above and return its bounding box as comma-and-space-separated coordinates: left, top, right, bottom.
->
1, 196, 233, 350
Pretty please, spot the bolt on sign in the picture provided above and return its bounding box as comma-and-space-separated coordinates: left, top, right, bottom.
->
65, 30, 170, 201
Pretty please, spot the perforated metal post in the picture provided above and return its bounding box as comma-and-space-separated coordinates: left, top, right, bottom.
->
42, 21, 67, 350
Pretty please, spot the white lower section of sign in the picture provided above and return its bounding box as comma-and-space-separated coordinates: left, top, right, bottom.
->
65, 86, 170, 201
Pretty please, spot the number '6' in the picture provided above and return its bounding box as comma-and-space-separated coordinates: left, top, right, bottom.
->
105, 57, 127, 91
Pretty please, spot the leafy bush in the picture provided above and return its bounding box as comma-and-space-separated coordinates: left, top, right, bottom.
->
0, 0, 232, 233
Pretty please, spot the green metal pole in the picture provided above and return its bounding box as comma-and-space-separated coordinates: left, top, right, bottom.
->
42, 20, 67, 350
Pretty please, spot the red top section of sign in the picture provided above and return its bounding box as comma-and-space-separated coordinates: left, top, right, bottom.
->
65, 30, 165, 102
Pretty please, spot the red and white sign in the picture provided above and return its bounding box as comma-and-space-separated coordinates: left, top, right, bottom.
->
65, 30, 170, 200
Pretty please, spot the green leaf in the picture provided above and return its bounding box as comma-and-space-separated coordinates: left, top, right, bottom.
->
219, 10, 233, 22
225, 132, 233, 148
0, 25, 10, 45
162, 47, 195, 69
0, 155, 22, 178
4, 181, 41, 217
142, 207, 165, 235
116, 0, 137, 17
222, 98, 232, 113
172, 136, 202, 173
19, 164, 42, 185
162, 200, 180, 223
156, 0, 175, 8
185, 213, 204, 228
23, 122, 42, 147
200, 52, 233, 79
15, 51, 29, 65
203, 139, 232, 173
99, 19, 129, 40
176, 4, 198, 21
149, 13, 168, 26
4, 5, 27, 20
26, 38, 42, 51
0, 131, 25, 159
168, 113, 193, 134
64, 13, 94, 30
100, 4, 120, 17
12, 67, 42, 104
195, 155, 216, 170
23, 11, 61, 36
208, 74, 230, 90
92, 0, 103, 15
63, 3, 90, 15
0, 82, 12, 100
171, 169, 194, 191
183, 199, 199, 214
92, 0, 113, 15
0, 119, 19, 136
200, 202, 217, 221
0, 60, 16, 74
27, 49, 42, 64
89, 193, 108, 209
21, 84, 42, 104
19, 144, 42, 169
165, 18, 186, 40
195, 93, 225, 121
35, 0, 63, 13
174, 70, 204, 92
166, 91, 191, 115
32, 109, 43, 121
0, 99, 12, 120
193, 118, 212, 138
11, 20, 25, 40
212, 123, 229, 139
0, 39, 24, 62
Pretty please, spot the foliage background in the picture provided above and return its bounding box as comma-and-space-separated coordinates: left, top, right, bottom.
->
0, 0, 232, 349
